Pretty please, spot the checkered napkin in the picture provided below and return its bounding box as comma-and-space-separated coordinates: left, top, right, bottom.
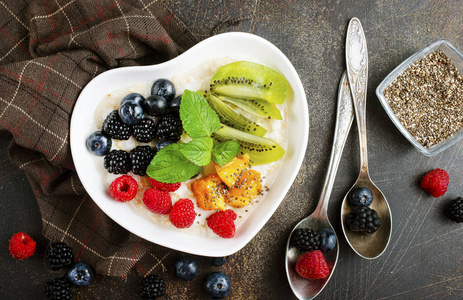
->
0, 0, 197, 276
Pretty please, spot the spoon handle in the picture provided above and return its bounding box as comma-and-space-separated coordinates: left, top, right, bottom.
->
314, 71, 354, 218
346, 17, 369, 175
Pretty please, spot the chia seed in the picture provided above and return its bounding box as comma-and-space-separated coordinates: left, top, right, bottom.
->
383, 50, 463, 147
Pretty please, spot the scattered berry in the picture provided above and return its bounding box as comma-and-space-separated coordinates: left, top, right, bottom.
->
349, 187, 374, 207
148, 178, 181, 192
121, 92, 145, 106
169, 199, 196, 229
86, 131, 111, 156
420, 168, 449, 197
130, 146, 156, 176
156, 113, 183, 143
290, 228, 320, 252
143, 189, 172, 214
140, 275, 166, 300
204, 272, 231, 299
119, 100, 144, 125
210, 256, 229, 266
446, 197, 463, 223
133, 118, 158, 143
46, 242, 75, 270
295, 250, 330, 280
174, 256, 199, 281
67, 262, 95, 286
8, 232, 36, 260
44, 277, 72, 300
142, 95, 168, 117
207, 210, 237, 238
104, 150, 131, 174
319, 228, 337, 253
101, 110, 133, 140
346, 205, 382, 234
109, 175, 138, 202
151, 79, 176, 101
155, 139, 175, 152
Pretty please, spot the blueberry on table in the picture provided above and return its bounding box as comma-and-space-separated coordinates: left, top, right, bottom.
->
121, 92, 145, 106
174, 256, 199, 281
349, 187, 374, 207
119, 101, 144, 125
67, 262, 95, 286
151, 79, 175, 101
142, 95, 167, 116
204, 272, 231, 299
319, 228, 336, 253
210, 256, 229, 266
86, 131, 111, 156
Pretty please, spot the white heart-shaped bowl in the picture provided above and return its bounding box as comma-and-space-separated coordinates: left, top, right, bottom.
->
70, 32, 308, 257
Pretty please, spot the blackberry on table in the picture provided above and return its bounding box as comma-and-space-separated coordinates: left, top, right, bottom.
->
156, 113, 183, 142
446, 197, 463, 223
141, 275, 166, 299
346, 205, 382, 234
133, 118, 158, 142
104, 150, 131, 174
130, 146, 156, 176
46, 242, 74, 270
290, 228, 320, 252
101, 110, 133, 140
44, 277, 72, 300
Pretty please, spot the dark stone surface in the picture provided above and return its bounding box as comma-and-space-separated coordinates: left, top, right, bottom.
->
2, 1, 463, 299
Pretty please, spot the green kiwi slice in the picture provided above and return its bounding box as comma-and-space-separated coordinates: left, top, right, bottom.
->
215, 93, 282, 120
210, 61, 288, 104
212, 124, 285, 165
204, 92, 267, 137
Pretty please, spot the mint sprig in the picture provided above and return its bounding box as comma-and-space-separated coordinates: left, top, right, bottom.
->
212, 141, 240, 167
180, 90, 221, 138
180, 137, 213, 166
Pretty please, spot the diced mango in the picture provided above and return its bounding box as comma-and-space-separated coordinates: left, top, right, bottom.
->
214, 154, 251, 188
226, 170, 262, 208
191, 174, 227, 211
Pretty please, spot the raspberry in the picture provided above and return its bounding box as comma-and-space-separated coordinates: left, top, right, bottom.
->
110, 175, 138, 202
295, 250, 330, 280
148, 177, 181, 192
8, 232, 36, 260
420, 168, 449, 197
207, 210, 237, 238
143, 188, 172, 214
169, 199, 196, 228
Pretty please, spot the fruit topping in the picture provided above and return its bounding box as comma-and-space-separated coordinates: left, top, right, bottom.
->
148, 178, 181, 192
319, 228, 337, 253
346, 205, 382, 234
119, 100, 144, 125
192, 174, 227, 211
9, 232, 36, 260
130, 146, 156, 176
86, 131, 111, 156
46, 242, 75, 270
133, 118, 158, 143
102, 110, 133, 140
290, 228, 320, 252
214, 154, 250, 188
295, 250, 330, 280
204, 272, 231, 299
210, 256, 230, 266
155, 139, 175, 152
109, 175, 138, 202
349, 187, 374, 207
156, 113, 183, 143
168, 95, 182, 113
140, 275, 166, 300
143, 188, 172, 215
121, 92, 145, 106
104, 150, 131, 174
207, 210, 237, 238
420, 168, 449, 197
226, 169, 262, 208
169, 198, 196, 229
174, 256, 199, 281
446, 197, 463, 223
142, 95, 168, 116
216, 93, 282, 120
151, 78, 176, 101
44, 277, 72, 300
67, 262, 95, 286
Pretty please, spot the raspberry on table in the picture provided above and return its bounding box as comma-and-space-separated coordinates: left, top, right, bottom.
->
295, 250, 330, 280
446, 197, 463, 223
143, 188, 172, 214
148, 177, 181, 192
140, 275, 166, 300
290, 228, 320, 252
130, 146, 156, 176
110, 175, 138, 202
104, 150, 132, 174
44, 277, 72, 300
8, 232, 36, 260
420, 168, 449, 197
207, 210, 237, 238
169, 199, 196, 229
46, 242, 75, 270
101, 110, 133, 140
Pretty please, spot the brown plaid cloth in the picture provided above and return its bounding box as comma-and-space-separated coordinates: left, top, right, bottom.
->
0, 0, 197, 277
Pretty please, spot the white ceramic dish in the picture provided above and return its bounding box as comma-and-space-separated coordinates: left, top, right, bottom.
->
70, 32, 308, 257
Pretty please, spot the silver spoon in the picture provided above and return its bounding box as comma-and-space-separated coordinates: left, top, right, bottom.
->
341, 17, 392, 259
285, 71, 354, 300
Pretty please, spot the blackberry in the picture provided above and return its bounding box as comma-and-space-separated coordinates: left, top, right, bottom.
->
446, 197, 463, 223
104, 150, 131, 174
156, 113, 183, 142
141, 275, 166, 299
346, 205, 382, 234
133, 118, 158, 142
44, 277, 72, 300
46, 242, 75, 270
130, 146, 156, 176
290, 228, 320, 252
101, 110, 133, 140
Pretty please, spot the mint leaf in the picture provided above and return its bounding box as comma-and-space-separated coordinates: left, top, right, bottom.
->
212, 141, 240, 167
180, 137, 213, 166
146, 143, 202, 183
180, 90, 221, 138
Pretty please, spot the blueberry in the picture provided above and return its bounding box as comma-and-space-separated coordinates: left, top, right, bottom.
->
210, 256, 229, 266
120, 93, 145, 106
67, 262, 95, 287
142, 95, 167, 116
349, 187, 374, 207
155, 139, 175, 152
319, 228, 337, 253
86, 131, 111, 156
168, 95, 182, 113
151, 79, 175, 101
118, 101, 143, 125
204, 272, 231, 299
174, 256, 199, 281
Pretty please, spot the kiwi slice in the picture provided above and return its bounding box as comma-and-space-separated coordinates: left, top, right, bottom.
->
210, 61, 288, 104
215, 93, 282, 120
204, 92, 267, 137
212, 124, 285, 165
